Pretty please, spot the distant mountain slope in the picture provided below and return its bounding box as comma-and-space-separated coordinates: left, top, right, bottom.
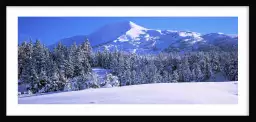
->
48, 21, 238, 53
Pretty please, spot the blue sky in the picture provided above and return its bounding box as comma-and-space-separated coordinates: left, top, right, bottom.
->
18, 17, 238, 45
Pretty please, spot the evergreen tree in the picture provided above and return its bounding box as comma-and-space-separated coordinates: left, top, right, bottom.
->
103, 46, 111, 69
206, 62, 214, 80
155, 71, 163, 83
172, 70, 179, 83
73, 46, 84, 77
38, 69, 48, 93
210, 51, 220, 72
124, 70, 131, 86
134, 70, 142, 85
32, 40, 47, 74
84, 39, 93, 65
19, 41, 33, 82
195, 64, 204, 82
50, 69, 60, 91
18, 41, 28, 79
110, 56, 118, 74
117, 52, 125, 77
131, 70, 136, 85
182, 57, 192, 82
91, 53, 98, 67
29, 68, 39, 93
191, 69, 196, 82
64, 54, 74, 78
162, 70, 169, 83
148, 60, 157, 83
53, 42, 66, 76
80, 39, 92, 73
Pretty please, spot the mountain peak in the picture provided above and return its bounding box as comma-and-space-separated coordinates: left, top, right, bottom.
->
128, 21, 148, 30
129, 21, 134, 24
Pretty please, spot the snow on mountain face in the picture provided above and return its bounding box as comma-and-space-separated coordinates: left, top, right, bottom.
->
91, 22, 208, 53
114, 21, 148, 42
49, 21, 238, 53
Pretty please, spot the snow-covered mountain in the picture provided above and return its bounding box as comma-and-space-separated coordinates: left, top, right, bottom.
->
49, 21, 238, 53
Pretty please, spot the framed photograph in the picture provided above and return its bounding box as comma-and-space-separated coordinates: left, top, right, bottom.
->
6, 6, 249, 116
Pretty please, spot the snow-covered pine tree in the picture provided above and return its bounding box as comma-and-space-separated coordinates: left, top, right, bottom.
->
102, 46, 111, 69
19, 41, 34, 83
19, 40, 44, 93
155, 71, 163, 83
117, 52, 125, 79
195, 64, 204, 82
84, 39, 93, 65
135, 70, 144, 84
32, 40, 46, 74
82, 56, 91, 74
210, 51, 220, 72
50, 68, 60, 91
73, 46, 84, 77
130, 53, 138, 71
110, 56, 118, 75
102, 73, 119, 88
110, 75, 120, 87
80, 39, 92, 74
76, 71, 89, 90
96, 51, 102, 67
198, 58, 207, 81
155, 53, 165, 73
191, 69, 196, 82
64, 54, 74, 79
91, 52, 98, 67
124, 56, 131, 71
70, 42, 78, 61
38, 68, 48, 93
53, 42, 66, 76
205, 61, 214, 81
131, 70, 136, 85
30, 68, 39, 93
162, 70, 169, 83
18, 41, 29, 80
123, 70, 131, 86
168, 72, 173, 83
182, 56, 193, 82
172, 70, 179, 83
20, 60, 36, 92
58, 70, 68, 91
224, 52, 238, 81
87, 72, 100, 88
148, 60, 157, 83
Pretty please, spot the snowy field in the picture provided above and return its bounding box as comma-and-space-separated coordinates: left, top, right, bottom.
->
18, 81, 238, 104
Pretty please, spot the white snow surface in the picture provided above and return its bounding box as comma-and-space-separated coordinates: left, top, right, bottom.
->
117, 21, 147, 42
18, 81, 238, 104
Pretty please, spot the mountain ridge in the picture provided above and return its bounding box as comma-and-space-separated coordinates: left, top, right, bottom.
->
48, 21, 238, 53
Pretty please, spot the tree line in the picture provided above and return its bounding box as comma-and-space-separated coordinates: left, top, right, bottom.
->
18, 39, 238, 94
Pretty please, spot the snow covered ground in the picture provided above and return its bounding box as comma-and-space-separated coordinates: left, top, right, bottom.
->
18, 81, 238, 104
92, 68, 111, 82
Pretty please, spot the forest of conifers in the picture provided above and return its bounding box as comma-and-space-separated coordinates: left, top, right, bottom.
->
18, 40, 238, 94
